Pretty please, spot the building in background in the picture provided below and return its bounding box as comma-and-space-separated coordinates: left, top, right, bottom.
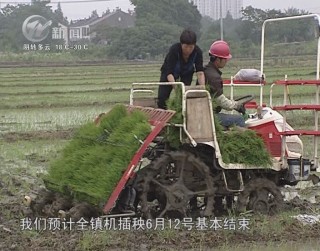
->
189, 0, 243, 20
69, 9, 135, 42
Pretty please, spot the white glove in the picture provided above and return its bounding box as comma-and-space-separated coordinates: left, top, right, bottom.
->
216, 94, 238, 111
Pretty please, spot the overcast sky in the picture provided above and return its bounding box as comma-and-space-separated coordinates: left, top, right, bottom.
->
1, 0, 320, 20
244, 0, 320, 13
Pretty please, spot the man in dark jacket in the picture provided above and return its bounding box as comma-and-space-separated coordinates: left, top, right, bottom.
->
157, 29, 205, 109
204, 40, 245, 128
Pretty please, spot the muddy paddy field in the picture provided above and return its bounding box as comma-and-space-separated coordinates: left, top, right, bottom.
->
1, 61, 320, 250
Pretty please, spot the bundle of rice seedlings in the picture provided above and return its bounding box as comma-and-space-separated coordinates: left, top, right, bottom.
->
217, 129, 271, 166
166, 87, 272, 166
165, 87, 183, 149
44, 104, 151, 205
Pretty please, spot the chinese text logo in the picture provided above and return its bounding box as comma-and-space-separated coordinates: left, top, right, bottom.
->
22, 15, 52, 42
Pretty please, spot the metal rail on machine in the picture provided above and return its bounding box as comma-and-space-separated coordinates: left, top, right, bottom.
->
261, 14, 320, 79
262, 14, 320, 170
223, 78, 266, 107
130, 82, 198, 146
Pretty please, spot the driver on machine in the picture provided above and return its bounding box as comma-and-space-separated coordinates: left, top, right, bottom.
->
204, 40, 246, 129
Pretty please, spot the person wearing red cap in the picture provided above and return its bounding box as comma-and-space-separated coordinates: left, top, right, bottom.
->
204, 40, 246, 129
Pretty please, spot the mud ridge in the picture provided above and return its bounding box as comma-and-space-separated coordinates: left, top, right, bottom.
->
1, 129, 75, 142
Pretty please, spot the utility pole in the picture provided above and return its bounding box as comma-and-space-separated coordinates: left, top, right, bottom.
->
220, 0, 224, 40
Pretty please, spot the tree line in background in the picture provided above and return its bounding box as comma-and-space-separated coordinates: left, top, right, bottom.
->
0, 0, 319, 59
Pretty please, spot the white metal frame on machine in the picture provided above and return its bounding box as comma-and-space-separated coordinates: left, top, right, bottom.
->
261, 14, 320, 170
260, 14, 320, 80
130, 82, 195, 145
224, 76, 265, 107
130, 82, 221, 153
